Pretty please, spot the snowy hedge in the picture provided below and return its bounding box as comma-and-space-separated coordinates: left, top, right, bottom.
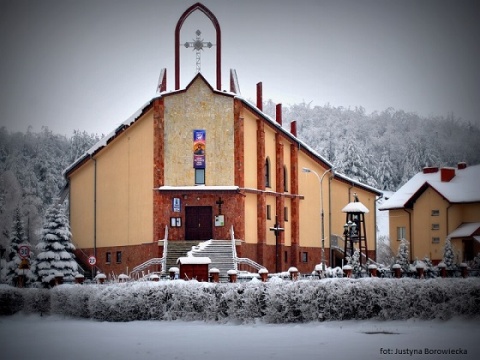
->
1, 278, 479, 323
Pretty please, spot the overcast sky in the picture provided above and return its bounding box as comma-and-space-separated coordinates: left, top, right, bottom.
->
1, 0, 479, 136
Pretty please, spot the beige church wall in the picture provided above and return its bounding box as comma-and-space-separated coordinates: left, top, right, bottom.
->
95, 112, 154, 247
69, 160, 95, 249
411, 187, 450, 261
163, 78, 235, 186
297, 154, 324, 248
242, 109, 259, 189
244, 193, 258, 244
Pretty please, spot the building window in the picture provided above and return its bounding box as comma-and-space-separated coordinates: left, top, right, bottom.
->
431, 210, 440, 216
283, 165, 288, 192
301, 252, 308, 263
265, 157, 271, 188
106, 252, 111, 264
284, 251, 288, 263
432, 223, 440, 230
432, 237, 440, 244
267, 205, 271, 220
397, 226, 406, 241
284, 206, 289, 222
116, 251, 122, 264
195, 169, 205, 185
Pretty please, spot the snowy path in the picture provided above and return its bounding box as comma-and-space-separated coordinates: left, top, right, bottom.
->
0, 314, 478, 360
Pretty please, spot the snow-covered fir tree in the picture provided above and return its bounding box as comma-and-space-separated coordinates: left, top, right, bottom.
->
6, 208, 33, 285
442, 238, 456, 270
395, 238, 410, 273
34, 202, 77, 286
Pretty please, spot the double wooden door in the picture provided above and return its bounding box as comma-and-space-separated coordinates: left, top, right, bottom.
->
185, 206, 213, 240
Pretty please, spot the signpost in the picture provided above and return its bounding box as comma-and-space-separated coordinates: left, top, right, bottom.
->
88, 256, 96, 281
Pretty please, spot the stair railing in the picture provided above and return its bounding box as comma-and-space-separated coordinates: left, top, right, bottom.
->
129, 225, 168, 278
230, 225, 264, 272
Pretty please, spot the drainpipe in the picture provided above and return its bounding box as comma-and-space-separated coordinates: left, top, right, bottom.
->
403, 208, 412, 262
91, 156, 97, 261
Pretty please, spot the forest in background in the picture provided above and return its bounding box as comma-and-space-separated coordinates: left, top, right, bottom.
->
1, 102, 479, 250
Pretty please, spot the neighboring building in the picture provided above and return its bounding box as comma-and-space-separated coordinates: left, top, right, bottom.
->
379, 163, 480, 264
63, 3, 381, 276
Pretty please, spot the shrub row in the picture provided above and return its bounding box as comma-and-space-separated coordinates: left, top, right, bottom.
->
1, 278, 479, 323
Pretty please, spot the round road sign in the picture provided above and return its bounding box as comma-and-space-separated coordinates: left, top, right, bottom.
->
88, 256, 97, 265
18, 245, 30, 259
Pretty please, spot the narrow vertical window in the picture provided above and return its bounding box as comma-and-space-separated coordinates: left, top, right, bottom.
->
265, 157, 271, 188
397, 227, 406, 241
195, 168, 205, 185
106, 252, 111, 264
284, 206, 289, 222
283, 165, 288, 192
266, 205, 271, 220
116, 251, 122, 264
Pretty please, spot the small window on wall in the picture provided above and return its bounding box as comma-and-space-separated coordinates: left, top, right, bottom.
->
432, 237, 440, 244
397, 226, 406, 241
284, 251, 288, 263
283, 165, 288, 192
267, 205, 271, 220
106, 252, 111, 264
284, 207, 289, 222
431, 210, 440, 216
116, 251, 122, 264
195, 169, 205, 185
301, 252, 308, 263
432, 224, 440, 230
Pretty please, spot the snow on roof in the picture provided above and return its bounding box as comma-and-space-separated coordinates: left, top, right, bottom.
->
379, 164, 480, 210
447, 222, 480, 239
177, 256, 211, 265
158, 185, 239, 191
341, 201, 370, 213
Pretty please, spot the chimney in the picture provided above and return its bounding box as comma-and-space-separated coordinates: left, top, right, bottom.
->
457, 162, 467, 170
441, 167, 455, 182
256, 82, 263, 111
423, 167, 439, 174
290, 120, 297, 137
276, 103, 282, 126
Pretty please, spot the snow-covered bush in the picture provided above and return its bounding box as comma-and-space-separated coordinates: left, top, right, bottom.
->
396, 238, 410, 273
1, 278, 479, 323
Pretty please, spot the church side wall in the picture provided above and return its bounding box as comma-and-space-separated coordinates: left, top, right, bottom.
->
69, 161, 95, 249
95, 111, 154, 247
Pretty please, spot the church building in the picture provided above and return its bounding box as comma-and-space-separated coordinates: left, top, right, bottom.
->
64, 3, 381, 277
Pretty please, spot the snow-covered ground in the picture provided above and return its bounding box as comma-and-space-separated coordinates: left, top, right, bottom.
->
1, 313, 478, 360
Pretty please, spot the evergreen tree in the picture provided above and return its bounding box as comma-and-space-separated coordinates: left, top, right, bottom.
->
34, 202, 77, 286
442, 238, 456, 270
395, 238, 410, 273
6, 208, 32, 285
346, 249, 362, 277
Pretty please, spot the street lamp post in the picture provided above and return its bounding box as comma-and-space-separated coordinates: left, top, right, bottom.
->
302, 166, 335, 272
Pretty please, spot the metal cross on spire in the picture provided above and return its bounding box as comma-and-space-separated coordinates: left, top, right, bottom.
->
183, 29, 214, 73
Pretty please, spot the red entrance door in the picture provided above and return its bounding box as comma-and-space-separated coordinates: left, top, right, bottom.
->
185, 206, 213, 240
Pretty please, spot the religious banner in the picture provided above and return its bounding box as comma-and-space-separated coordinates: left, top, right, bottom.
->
193, 129, 206, 168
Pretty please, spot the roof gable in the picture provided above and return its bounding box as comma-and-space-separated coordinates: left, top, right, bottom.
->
379, 164, 480, 210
